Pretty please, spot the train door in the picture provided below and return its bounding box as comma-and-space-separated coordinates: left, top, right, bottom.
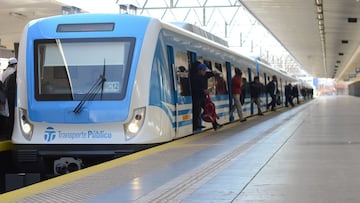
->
228, 65, 235, 121
242, 67, 252, 117
278, 78, 284, 106
212, 61, 229, 124
259, 72, 267, 112
248, 67, 254, 116
201, 59, 229, 126
167, 46, 193, 138
264, 73, 269, 110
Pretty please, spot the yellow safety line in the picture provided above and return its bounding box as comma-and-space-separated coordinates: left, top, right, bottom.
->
0, 140, 12, 151
0, 131, 210, 202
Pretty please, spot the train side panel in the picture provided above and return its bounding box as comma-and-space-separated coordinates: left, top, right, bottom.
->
9, 14, 301, 176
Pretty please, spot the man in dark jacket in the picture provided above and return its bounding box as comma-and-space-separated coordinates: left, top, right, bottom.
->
285, 83, 294, 107
292, 84, 300, 104
266, 75, 278, 111
1, 71, 16, 138
250, 76, 264, 115
190, 61, 222, 131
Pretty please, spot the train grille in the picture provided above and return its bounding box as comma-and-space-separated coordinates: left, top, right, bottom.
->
15, 150, 38, 162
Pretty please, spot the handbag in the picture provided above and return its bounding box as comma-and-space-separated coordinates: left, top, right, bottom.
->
201, 94, 218, 123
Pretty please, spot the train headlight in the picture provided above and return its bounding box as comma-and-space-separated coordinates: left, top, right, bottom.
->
19, 108, 33, 141
22, 123, 32, 134
124, 107, 146, 141
128, 123, 140, 134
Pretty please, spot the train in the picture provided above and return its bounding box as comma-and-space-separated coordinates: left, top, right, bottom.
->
11, 13, 301, 177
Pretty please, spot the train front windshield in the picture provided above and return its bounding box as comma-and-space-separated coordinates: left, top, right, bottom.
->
34, 38, 134, 101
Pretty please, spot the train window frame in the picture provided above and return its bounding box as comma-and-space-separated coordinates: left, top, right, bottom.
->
199, 58, 228, 96
174, 49, 191, 96
34, 37, 135, 101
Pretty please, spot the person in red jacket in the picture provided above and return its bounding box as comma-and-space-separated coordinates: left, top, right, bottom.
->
230, 68, 246, 122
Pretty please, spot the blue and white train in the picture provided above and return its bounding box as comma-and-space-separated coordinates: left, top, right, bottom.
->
12, 14, 298, 176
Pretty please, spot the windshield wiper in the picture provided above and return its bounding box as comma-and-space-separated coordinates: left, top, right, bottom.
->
73, 60, 107, 114
100, 59, 106, 100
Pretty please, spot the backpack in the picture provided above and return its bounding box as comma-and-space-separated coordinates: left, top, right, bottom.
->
201, 94, 218, 123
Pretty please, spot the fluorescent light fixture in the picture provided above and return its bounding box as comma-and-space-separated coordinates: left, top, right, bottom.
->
317, 6, 322, 13
316, 0, 322, 5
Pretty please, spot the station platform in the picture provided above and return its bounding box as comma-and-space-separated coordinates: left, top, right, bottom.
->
1, 95, 359, 202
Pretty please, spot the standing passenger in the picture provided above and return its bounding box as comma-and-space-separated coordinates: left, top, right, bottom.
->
2, 63, 17, 138
266, 75, 278, 111
250, 76, 264, 116
230, 68, 246, 122
190, 61, 222, 131
2, 57, 17, 82
292, 84, 300, 104
300, 87, 307, 101
0, 80, 8, 137
285, 83, 294, 107
215, 73, 227, 95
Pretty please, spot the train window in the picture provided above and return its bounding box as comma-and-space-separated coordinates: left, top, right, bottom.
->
174, 50, 190, 96
34, 38, 135, 101
214, 63, 228, 95
203, 60, 212, 71
200, 59, 213, 94
214, 63, 222, 72
53, 67, 67, 79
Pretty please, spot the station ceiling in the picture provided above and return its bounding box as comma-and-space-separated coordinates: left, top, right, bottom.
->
0, 0, 65, 49
0, 0, 359, 83
240, 0, 360, 82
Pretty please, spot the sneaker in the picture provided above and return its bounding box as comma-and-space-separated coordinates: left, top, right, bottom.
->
240, 118, 247, 122
214, 124, 223, 131
258, 113, 264, 116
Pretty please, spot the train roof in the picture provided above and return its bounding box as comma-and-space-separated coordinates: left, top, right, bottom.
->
160, 20, 255, 63
159, 18, 296, 81
25, 13, 296, 81
170, 22, 229, 47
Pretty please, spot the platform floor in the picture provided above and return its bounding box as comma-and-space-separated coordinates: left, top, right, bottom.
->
1, 96, 360, 203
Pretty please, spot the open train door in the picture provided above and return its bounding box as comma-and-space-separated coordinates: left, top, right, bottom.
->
167, 46, 193, 139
